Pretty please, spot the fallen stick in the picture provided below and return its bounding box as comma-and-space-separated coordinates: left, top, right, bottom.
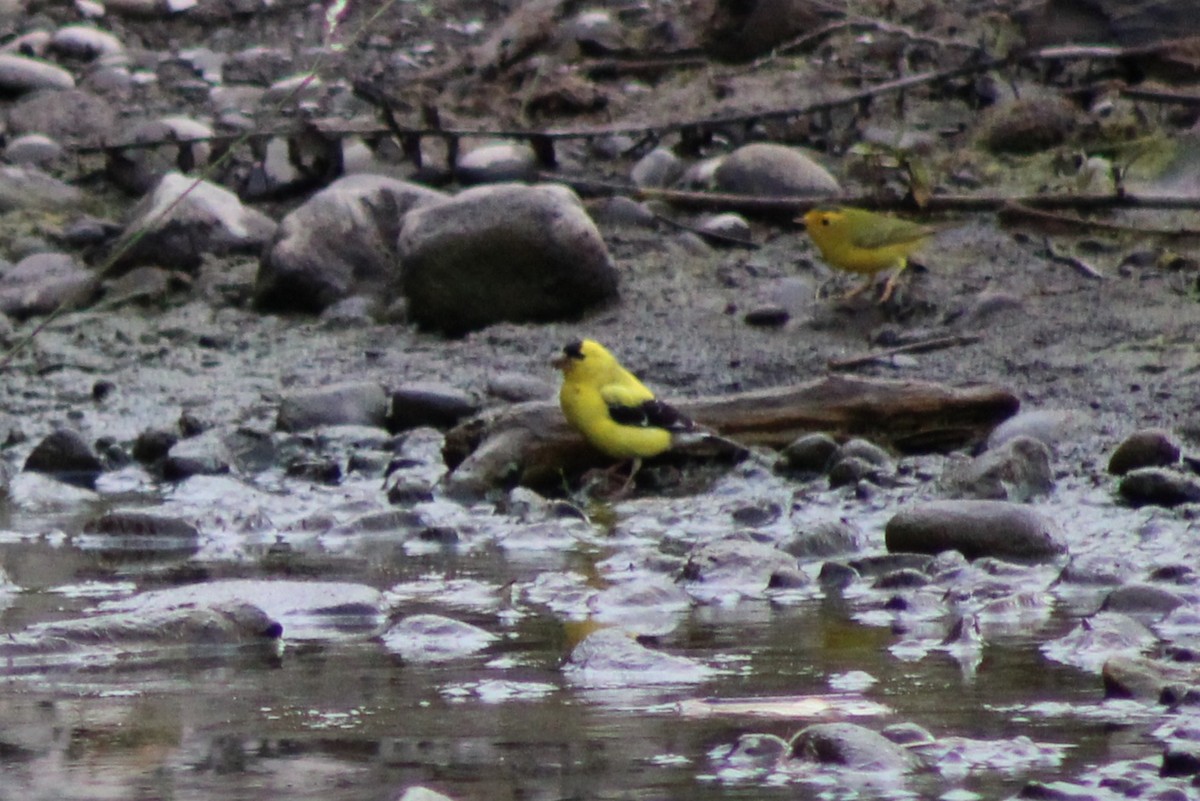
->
827, 335, 982, 371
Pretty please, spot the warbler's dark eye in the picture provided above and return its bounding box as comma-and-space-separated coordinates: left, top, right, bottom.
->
821, 217, 831, 226
564, 340, 584, 360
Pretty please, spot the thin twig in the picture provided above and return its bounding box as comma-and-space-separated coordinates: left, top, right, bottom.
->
1043, 237, 1105, 280
827, 335, 982, 370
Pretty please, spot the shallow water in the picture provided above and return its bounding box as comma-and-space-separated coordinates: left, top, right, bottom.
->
0, 450, 1195, 801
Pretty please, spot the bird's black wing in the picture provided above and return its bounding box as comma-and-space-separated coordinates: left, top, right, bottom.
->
608, 399, 695, 432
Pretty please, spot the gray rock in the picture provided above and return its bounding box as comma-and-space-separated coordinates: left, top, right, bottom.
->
0, 165, 84, 212
398, 183, 618, 334
630, 146, 683, 189
788, 722, 917, 771
0, 53, 74, 93
132, 428, 179, 464
1102, 655, 1200, 700
381, 614, 497, 661
23, 429, 103, 487
3, 133, 63, 166
980, 96, 1079, 154
699, 212, 752, 242
680, 534, 799, 594
257, 174, 446, 312
713, 143, 840, 196
780, 520, 864, 558
1119, 467, 1200, 508
387, 382, 479, 432
49, 25, 124, 59
456, 142, 540, 184
112, 172, 278, 272
986, 408, 1089, 451
107, 116, 213, 195
486, 371, 554, 402
941, 435, 1054, 501
277, 382, 389, 432
0, 252, 97, 319
162, 429, 233, 480
394, 788, 456, 801
565, 628, 715, 686
1108, 428, 1180, 475
585, 195, 656, 227
776, 432, 838, 474
8, 88, 118, 147
836, 438, 894, 469
1100, 583, 1188, 619
83, 510, 200, 539
885, 500, 1067, 562
221, 45, 293, 85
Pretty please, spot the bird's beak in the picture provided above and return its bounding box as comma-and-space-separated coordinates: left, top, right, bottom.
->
551, 354, 569, 371
796, 215, 808, 229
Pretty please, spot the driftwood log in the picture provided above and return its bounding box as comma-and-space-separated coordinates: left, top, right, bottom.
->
443, 375, 1019, 494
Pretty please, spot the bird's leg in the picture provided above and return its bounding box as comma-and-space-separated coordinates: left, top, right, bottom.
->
840, 275, 876, 300
878, 260, 909, 304
612, 457, 642, 497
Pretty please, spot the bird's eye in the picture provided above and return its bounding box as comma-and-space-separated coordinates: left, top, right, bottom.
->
821, 217, 831, 226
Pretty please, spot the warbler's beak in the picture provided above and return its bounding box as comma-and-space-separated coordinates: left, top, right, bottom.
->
796, 215, 808, 230
551, 354, 569, 371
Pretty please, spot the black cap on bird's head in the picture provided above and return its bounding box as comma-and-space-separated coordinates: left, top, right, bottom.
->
553, 339, 586, 371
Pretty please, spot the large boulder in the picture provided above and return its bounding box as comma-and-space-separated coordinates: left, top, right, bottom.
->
256, 174, 446, 312
111, 172, 278, 272
397, 183, 618, 335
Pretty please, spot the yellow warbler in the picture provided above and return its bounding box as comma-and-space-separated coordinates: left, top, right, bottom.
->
801, 206, 935, 302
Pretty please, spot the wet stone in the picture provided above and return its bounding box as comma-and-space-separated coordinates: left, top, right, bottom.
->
848, 553, 935, 578
787, 722, 916, 771
777, 432, 838, 475
988, 409, 1089, 451
132, 428, 179, 465
781, 520, 864, 558
942, 435, 1054, 501
828, 455, 884, 488
1101, 583, 1188, 620
1102, 655, 1200, 701
1161, 743, 1200, 777
83, 510, 199, 539
277, 382, 388, 432
1108, 428, 1181, 475
885, 500, 1068, 562
23, 428, 103, 488
873, 568, 931, 590
284, 457, 342, 485
730, 501, 781, 528
1119, 468, 1200, 508
818, 561, 859, 590
162, 429, 232, 480
387, 382, 478, 432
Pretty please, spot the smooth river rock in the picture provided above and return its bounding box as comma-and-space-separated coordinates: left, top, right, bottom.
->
398, 183, 618, 335
256, 174, 447, 312
885, 500, 1067, 562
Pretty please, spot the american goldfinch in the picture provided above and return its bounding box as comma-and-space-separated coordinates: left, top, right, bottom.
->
801, 206, 934, 303
552, 338, 702, 490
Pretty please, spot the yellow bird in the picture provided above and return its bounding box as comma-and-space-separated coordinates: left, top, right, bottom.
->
801, 206, 934, 303
552, 339, 700, 490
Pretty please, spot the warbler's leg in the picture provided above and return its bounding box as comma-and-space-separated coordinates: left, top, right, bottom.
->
878, 260, 908, 303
